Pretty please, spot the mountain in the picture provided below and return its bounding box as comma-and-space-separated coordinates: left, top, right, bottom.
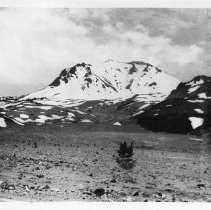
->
22, 60, 179, 101
0, 60, 180, 126
136, 75, 211, 134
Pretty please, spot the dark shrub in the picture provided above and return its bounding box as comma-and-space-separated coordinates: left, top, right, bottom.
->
117, 141, 134, 158
116, 141, 135, 170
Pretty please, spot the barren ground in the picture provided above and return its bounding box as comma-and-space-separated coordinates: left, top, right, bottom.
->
0, 124, 210, 202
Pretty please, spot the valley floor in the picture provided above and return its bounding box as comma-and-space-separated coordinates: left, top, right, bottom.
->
0, 124, 211, 202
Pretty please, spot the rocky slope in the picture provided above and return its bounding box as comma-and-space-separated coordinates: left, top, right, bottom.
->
136, 75, 211, 134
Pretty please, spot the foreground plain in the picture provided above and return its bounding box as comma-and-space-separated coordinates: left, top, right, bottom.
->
0, 124, 210, 202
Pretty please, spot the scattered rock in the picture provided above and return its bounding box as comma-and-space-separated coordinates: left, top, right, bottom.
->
29, 186, 35, 190
142, 192, 150, 198
172, 195, 176, 202
82, 191, 92, 195
132, 191, 139, 196
0, 182, 15, 191
165, 188, 174, 193
51, 188, 60, 192
156, 192, 162, 197
41, 185, 50, 191
45, 164, 51, 170
93, 188, 105, 197
110, 178, 116, 183
54, 162, 60, 166
18, 175, 22, 180
36, 174, 44, 179
196, 183, 205, 189
24, 185, 30, 191
8, 185, 15, 190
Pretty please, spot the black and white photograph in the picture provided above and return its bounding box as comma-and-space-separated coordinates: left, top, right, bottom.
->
0, 0, 210, 206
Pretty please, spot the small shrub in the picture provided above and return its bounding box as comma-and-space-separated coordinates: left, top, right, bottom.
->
117, 141, 134, 158
116, 141, 135, 170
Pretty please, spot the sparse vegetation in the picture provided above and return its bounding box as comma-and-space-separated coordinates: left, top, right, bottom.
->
116, 141, 135, 170
117, 141, 134, 158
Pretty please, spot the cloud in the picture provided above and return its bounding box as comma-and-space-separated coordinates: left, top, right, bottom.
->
0, 8, 207, 96
90, 24, 204, 67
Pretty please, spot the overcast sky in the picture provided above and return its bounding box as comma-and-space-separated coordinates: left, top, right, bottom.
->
0, 8, 210, 96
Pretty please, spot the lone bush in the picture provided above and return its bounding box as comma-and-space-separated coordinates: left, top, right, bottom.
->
117, 141, 134, 158
116, 141, 135, 170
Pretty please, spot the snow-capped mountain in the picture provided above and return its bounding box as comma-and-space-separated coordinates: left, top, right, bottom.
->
136, 75, 211, 134
1, 60, 181, 127
22, 60, 179, 101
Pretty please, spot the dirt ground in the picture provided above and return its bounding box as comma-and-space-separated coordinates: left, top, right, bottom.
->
0, 124, 211, 202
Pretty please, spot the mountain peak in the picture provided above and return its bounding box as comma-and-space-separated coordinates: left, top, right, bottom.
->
50, 63, 92, 87
127, 61, 151, 66
23, 60, 180, 101
188, 75, 211, 84
104, 59, 115, 63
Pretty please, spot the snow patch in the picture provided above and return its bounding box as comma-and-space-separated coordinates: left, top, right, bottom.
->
14, 117, 26, 124
138, 103, 150, 110
189, 79, 204, 86
25, 105, 52, 110
198, 93, 211, 99
194, 109, 204, 114
81, 119, 92, 123
0, 117, 7, 127
76, 110, 86, 115
35, 115, 51, 123
188, 137, 203, 142
188, 86, 200, 94
66, 112, 76, 121
113, 122, 121, 126
132, 110, 144, 116
51, 114, 63, 120
20, 114, 29, 119
189, 117, 204, 129
187, 99, 204, 103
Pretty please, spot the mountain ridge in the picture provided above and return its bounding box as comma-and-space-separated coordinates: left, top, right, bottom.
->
136, 75, 211, 134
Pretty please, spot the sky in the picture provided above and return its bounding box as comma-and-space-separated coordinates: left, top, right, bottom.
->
0, 8, 210, 96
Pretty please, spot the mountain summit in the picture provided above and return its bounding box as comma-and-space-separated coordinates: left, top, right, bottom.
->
23, 60, 179, 101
